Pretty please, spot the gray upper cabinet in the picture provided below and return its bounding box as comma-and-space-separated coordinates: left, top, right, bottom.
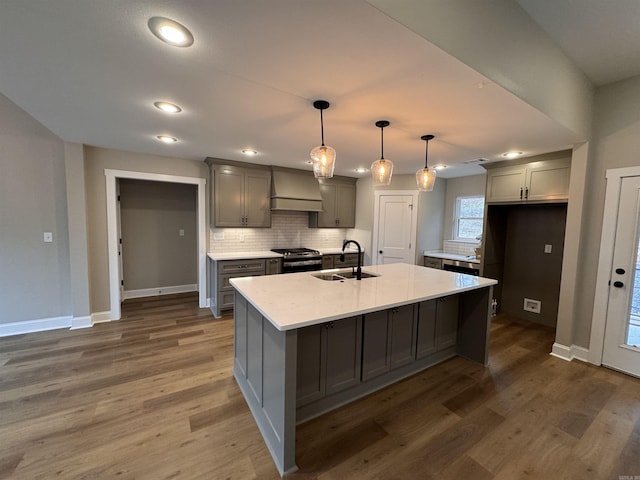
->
309, 177, 356, 228
486, 157, 571, 204
212, 164, 271, 228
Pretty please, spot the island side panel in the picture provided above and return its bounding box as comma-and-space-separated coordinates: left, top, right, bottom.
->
233, 291, 298, 476
457, 285, 493, 365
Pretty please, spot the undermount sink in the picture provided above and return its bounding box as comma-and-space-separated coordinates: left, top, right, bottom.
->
312, 270, 380, 281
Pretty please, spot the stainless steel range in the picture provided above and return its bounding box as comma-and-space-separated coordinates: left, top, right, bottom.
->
271, 248, 322, 273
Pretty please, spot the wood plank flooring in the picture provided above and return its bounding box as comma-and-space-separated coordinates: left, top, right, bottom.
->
1, 292, 640, 479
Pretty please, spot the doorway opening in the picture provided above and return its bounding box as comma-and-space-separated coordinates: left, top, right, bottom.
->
105, 169, 207, 320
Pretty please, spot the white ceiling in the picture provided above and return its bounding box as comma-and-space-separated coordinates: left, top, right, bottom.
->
0, 1, 636, 179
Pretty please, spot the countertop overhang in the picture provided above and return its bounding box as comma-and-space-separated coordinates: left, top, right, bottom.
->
230, 263, 496, 331
423, 251, 481, 264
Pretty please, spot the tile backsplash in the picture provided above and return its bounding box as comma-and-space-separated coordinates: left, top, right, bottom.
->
209, 211, 348, 252
443, 240, 479, 256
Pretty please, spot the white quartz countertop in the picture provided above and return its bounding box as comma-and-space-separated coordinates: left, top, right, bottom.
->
317, 247, 363, 255
423, 252, 480, 264
230, 263, 496, 331
208, 251, 282, 261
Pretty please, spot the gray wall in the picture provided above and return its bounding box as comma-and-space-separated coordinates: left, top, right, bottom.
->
443, 174, 487, 241
120, 179, 197, 292
0, 93, 71, 324
573, 75, 640, 346
501, 204, 567, 327
84, 146, 208, 314
352, 174, 445, 266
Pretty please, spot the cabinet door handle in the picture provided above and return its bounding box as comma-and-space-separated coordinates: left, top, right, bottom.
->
520, 187, 523, 200
524, 187, 529, 199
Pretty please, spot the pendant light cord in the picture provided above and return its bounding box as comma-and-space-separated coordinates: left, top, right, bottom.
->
380, 125, 385, 160
320, 109, 325, 146
424, 138, 429, 168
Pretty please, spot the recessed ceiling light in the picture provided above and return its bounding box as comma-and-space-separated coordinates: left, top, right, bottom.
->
306, 160, 313, 165
503, 151, 523, 159
148, 17, 194, 47
355, 167, 368, 174
435, 165, 447, 171
153, 101, 182, 113
242, 149, 258, 156
157, 135, 178, 143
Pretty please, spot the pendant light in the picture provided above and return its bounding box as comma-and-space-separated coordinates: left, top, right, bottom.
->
371, 120, 393, 186
416, 134, 437, 191
310, 100, 336, 178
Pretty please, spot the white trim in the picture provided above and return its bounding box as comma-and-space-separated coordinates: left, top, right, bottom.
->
589, 166, 640, 365
0, 316, 72, 337
104, 169, 207, 321
91, 311, 114, 324
550, 343, 590, 362
372, 190, 419, 266
70, 315, 92, 329
123, 284, 197, 300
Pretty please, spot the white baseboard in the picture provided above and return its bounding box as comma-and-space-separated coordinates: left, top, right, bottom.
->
91, 311, 115, 324
123, 284, 197, 300
0, 315, 72, 337
550, 342, 590, 362
70, 315, 93, 329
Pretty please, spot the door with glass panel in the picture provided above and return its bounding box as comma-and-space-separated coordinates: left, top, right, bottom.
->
602, 176, 640, 377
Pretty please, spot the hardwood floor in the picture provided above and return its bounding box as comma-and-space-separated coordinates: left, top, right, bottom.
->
1, 293, 639, 479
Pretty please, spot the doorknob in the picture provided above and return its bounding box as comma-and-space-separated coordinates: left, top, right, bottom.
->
615, 268, 626, 275
613, 281, 624, 288
379, 250, 383, 254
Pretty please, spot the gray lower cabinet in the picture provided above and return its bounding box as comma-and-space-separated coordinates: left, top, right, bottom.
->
424, 256, 443, 269
211, 257, 281, 317
321, 252, 364, 269
296, 316, 362, 407
416, 295, 460, 359
362, 304, 417, 381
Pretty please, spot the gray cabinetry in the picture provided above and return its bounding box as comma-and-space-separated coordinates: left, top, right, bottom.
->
321, 252, 363, 269
309, 177, 357, 228
296, 316, 362, 406
266, 257, 282, 275
416, 295, 460, 359
362, 304, 417, 381
424, 256, 443, 269
212, 163, 271, 228
485, 157, 570, 203
211, 258, 267, 318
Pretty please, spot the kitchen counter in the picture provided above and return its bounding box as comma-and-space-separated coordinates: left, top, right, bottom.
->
230, 263, 496, 476
316, 247, 364, 255
423, 251, 481, 264
207, 251, 282, 261
230, 263, 495, 331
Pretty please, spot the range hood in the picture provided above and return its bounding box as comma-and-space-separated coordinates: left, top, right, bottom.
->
271, 167, 323, 212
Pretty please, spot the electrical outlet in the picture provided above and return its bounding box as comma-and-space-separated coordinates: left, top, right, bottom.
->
43, 232, 53, 243
544, 244, 552, 254
239, 234, 245, 242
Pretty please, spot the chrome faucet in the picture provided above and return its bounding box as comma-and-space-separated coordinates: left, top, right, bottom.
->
341, 239, 362, 280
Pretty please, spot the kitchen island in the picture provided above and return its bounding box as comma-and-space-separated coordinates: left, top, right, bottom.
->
230, 263, 497, 476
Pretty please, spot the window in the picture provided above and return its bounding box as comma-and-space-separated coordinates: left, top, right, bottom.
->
454, 195, 484, 240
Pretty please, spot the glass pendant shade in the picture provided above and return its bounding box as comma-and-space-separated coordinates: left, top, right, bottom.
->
371, 120, 393, 186
310, 100, 335, 179
311, 145, 336, 178
416, 134, 436, 191
371, 158, 394, 186
416, 166, 437, 191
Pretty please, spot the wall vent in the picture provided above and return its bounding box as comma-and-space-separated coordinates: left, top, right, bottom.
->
523, 298, 541, 314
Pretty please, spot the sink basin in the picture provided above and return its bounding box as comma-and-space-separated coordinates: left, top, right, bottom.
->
336, 271, 380, 279
311, 270, 380, 281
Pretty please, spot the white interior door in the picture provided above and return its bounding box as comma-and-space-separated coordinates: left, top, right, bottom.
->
602, 176, 640, 377
373, 193, 417, 265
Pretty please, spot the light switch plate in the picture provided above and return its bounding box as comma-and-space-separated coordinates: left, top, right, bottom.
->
544, 244, 552, 254
213, 232, 224, 241
179, 229, 185, 236
44, 232, 53, 243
